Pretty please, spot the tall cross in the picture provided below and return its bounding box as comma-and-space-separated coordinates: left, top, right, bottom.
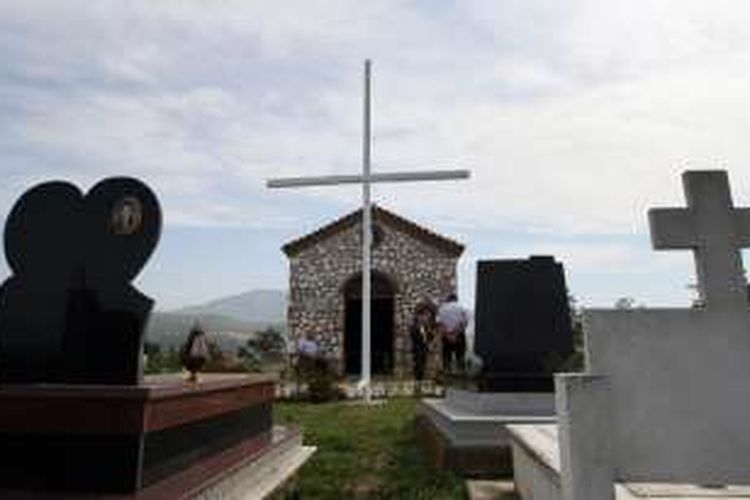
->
267, 60, 470, 401
649, 170, 750, 311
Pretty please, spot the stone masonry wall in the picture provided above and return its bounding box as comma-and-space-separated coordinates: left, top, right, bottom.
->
287, 218, 459, 378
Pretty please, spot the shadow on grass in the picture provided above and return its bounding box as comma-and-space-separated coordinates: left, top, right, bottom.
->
276, 398, 467, 499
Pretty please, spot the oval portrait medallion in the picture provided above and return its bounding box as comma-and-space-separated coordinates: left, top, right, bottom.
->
111, 196, 143, 235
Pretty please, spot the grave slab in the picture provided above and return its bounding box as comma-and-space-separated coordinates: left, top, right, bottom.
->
509, 170, 750, 500
417, 389, 555, 476
0, 373, 310, 496
0, 178, 314, 498
417, 256, 572, 476
466, 479, 518, 500
508, 424, 750, 500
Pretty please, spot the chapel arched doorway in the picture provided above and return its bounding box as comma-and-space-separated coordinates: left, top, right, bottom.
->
343, 271, 396, 376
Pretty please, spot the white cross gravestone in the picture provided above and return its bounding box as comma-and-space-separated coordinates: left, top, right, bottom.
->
650, 171, 750, 310
508, 171, 750, 500
267, 60, 469, 401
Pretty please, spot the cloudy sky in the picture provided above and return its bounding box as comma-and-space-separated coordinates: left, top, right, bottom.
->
1, 1, 749, 310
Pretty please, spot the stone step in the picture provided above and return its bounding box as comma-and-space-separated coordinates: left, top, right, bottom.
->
192, 426, 316, 500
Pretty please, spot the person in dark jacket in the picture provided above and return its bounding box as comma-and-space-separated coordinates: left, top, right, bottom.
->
181, 321, 210, 382
410, 302, 435, 390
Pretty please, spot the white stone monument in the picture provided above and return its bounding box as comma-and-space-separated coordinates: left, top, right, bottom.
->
508, 170, 750, 500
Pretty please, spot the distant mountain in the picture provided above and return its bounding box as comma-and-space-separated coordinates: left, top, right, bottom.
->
145, 289, 288, 352
144, 312, 272, 352
175, 289, 287, 324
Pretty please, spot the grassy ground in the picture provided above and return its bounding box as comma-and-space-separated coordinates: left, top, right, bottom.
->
275, 398, 468, 499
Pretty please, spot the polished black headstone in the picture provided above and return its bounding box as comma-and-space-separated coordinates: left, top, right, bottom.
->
0, 177, 161, 385
474, 256, 573, 392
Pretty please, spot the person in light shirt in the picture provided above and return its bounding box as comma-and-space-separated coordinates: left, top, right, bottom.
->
295, 332, 320, 378
296, 333, 319, 357
437, 292, 468, 372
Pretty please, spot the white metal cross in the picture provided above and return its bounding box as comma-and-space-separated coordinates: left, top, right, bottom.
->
267, 60, 470, 401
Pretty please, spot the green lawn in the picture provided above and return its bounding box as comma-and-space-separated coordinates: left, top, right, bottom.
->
275, 398, 467, 499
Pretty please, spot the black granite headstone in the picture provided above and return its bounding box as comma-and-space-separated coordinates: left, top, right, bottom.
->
474, 256, 573, 392
0, 177, 161, 385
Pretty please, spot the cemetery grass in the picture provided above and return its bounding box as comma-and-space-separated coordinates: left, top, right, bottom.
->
276, 398, 467, 499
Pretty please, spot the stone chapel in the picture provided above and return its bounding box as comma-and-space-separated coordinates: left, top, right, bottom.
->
283, 205, 464, 377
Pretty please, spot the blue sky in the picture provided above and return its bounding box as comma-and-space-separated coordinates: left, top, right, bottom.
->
1, 1, 749, 310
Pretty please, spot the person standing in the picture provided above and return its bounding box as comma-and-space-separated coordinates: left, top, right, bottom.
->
409, 302, 435, 389
437, 292, 468, 373
296, 332, 319, 376
180, 321, 210, 382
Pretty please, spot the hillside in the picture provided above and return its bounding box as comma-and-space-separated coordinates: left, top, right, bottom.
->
176, 289, 286, 324
145, 312, 275, 352
145, 289, 287, 353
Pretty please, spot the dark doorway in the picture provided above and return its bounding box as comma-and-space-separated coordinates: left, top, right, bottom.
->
343, 272, 395, 376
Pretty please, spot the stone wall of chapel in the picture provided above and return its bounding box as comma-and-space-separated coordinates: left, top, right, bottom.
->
287, 219, 459, 377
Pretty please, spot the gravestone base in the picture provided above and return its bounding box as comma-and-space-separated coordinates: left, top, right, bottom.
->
415, 411, 512, 477
447, 371, 556, 393
416, 388, 555, 477
0, 373, 313, 497
507, 424, 750, 500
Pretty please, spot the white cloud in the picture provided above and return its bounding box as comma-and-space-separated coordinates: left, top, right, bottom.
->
2, 1, 750, 234
4, 1, 750, 306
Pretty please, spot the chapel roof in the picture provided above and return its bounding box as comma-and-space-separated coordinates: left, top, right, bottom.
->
282, 204, 465, 258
